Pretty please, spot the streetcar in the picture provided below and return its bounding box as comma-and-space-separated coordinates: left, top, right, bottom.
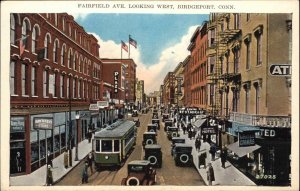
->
93, 119, 137, 170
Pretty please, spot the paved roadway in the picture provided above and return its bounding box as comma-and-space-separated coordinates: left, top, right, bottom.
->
56, 111, 205, 186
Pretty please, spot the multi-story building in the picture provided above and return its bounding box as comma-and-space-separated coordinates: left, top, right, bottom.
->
10, 13, 101, 175
173, 62, 184, 107
183, 56, 191, 107
135, 79, 145, 110
188, 22, 208, 109
162, 72, 175, 106
207, 13, 291, 186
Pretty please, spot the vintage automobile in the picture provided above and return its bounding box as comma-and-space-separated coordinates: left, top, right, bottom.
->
132, 110, 139, 117
133, 118, 140, 127
164, 119, 173, 131
171, 137, 186, 156
142, 132, 157, 147
173, 143, 193, 166
147, 124, 157, 133
151, 119, 160, 130
167, 126, 180, 140
162, 113, 169, 122
144, 144, 162, 168
152, 112, 159, 119
121, 160, 157, 186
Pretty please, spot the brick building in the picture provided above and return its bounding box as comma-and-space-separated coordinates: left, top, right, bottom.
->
162, 72, 175, 106
10, 13, 102, 175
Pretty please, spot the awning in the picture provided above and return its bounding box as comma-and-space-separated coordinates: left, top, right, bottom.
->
227, 142, 261, 157
192, 118, 206, 128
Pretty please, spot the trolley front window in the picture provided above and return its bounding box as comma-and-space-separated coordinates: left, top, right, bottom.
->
101, 140, 112, 152
95, 140, 100, 152
114, 140, 120, 152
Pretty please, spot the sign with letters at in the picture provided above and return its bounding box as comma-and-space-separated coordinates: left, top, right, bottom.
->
33, 117, 53, 130
269, 64, 291, 76
239, 131, 255, 147
114, 71, 119, 93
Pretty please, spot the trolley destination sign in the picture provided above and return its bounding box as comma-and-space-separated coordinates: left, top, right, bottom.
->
33, 117, 53, 130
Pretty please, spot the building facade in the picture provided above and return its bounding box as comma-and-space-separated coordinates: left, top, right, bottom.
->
10, 13, 102, 175
183, 56, 192, 107
135, 79, 145, 110
162, 72, 175, 106
173, 62, 184, 107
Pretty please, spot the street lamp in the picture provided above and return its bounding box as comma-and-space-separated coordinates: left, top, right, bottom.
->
218, 124, 223, 153
75, 113, 80, 161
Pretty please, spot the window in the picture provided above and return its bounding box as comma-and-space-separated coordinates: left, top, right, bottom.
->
82, 81, 85, 98
233, 47, 240, 73
31, 66, 37, 96
67, 77, 70, 98
234, 13, 240, 29
10, 61, 16, 95
114, 140, 120, 152
31, 26, 38, 53
78, 79, 81, 98
246, 13, 250, 22
10, 14, 16, 45
43, 70, 49, 97
244, 85, 250, 113
53, 73, 57, 97
21, 19, 30, 49
44, 34, 51, 59
101, 140, 112, 152
61, 44, 66, 66
60, 74, 65, 98
78, 56, 82, 72
86, 82, 89, 98
21, 64, 28, 95
67, 49, 72, 68
53, 40, 59, 63
95, 140, 100, 152
73, 78, 76, 98
73, 53, 77, 70
255, 30, 263, 66
245, 39, 251, 70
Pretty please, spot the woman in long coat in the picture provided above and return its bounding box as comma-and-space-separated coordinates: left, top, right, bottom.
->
207, 163, 215, 185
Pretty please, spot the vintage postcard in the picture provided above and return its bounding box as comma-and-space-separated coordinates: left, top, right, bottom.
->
1, 1, 299, 191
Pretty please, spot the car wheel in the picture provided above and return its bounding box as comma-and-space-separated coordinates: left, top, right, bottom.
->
179, 154, 189, 164
148, 155, 158, 165
146, 139, 154, 145
126, 177, 140, 186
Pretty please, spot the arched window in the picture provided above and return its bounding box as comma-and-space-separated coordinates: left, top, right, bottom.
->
10, 14, 16, 45
43, 69, 50, 97
31, 26, 39, 53
79, 55, 82, 72
73, 52, 77, 70
22, 18, 31, 49
53, 39, 59, 63
44, 34, 51, 59
61, 44, 66, 66
67, 48, 73, 68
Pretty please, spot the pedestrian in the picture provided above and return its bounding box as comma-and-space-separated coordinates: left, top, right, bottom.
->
188, 130, 192, 140
15, 152, 22, 172
88, 126, 92, 143
47, 150, 53, 167
82, 161, 89, 184
206, 162, 215, 186
209, 144, 217, 161
220, 147, 228, 168
46, 165, 53, 186
182, 124, 186, 135
195, 137, 201, 152
198, 152, 207, 169
64, 150, 69, 169
87, 151, 94, 175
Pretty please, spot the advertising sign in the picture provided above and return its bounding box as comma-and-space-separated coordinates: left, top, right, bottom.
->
179, 108, 205, 115
89, 104, 99, 111
33, 117, 53, 130
201, 126, 217, 135
269, 64, 291, 76
239, 131, 255, 147
97, 101, 109, 108
114, 71, 119, 93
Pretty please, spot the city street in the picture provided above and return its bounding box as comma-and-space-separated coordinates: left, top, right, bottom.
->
56, 111, 205, 186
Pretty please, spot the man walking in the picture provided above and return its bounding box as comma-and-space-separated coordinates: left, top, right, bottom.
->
206, 163, 215, 185
82, 161, 89, 184
220, 147, 228, 168
195, 137, 201, 152
209, 144, 216, 161
87, 151, 94, 175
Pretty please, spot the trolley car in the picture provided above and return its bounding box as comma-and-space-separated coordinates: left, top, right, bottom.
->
93, 120, 137, 170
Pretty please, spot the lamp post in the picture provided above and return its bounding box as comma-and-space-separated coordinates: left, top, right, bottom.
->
218, 124, 223, 153
68, 83, 73, 167
75, 113, 80, 161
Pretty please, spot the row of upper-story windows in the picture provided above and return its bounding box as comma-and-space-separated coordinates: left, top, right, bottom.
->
10, 14, 100, 77
45, 13, 93, 53
10, 60, 101, 100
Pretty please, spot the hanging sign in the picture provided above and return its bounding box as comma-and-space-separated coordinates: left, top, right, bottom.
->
33, 117, 53, 130
114, 71, 119, 93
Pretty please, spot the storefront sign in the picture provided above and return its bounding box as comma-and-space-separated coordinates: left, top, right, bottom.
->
10, 117, 25, 132
114, 71, 119, 93
239, 131, 255, 147
201, 127, 216, 135
33, 117, 53, 130
97, 101, 109, 108
179, 108, 205, 115
89, 104, 99, 111
269, 64, 291, 76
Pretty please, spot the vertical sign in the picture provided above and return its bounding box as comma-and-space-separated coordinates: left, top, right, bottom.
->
114, 71, 119, 93
176, 77, 183, 96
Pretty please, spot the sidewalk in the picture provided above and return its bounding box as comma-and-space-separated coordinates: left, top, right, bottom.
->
178, 128, 256, 186
10, 139, 92, 186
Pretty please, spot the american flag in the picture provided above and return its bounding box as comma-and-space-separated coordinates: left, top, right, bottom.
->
129, 36, 137, 48
121, 41, 128, 52
19, 36, 28, 56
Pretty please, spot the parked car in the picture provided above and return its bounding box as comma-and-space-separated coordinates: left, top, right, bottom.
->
173, 143, 193, 166
133, 118, 140, 127
147, 124, 157, 133
142, 132, 157, 147
132, 110, 138, 117
162, 113, 169, 122
144, 144, 162, 168
121, 160, 157, 186
164, 119, 173, 131
151, 119, 160, 130
171, 137, 185, 156
167, 126, 180, 140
